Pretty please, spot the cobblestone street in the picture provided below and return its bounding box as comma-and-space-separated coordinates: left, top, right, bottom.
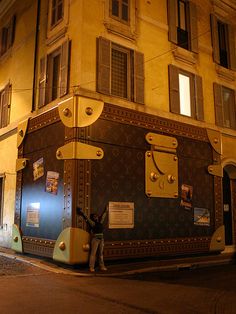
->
0, 255, 48, 276
1, 250, 236, 313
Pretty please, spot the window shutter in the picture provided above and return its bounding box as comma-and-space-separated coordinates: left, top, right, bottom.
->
232, 91, 236, 130
97, 37, 111, 95
0, 177, 3, 225
194, 75, 204, 121
1, 84, 11, 128
189, 2, 198, 53
228, 24, 236, 71
168, 64, 180, 114
213, 83, 223, 127
7, 15, 16, 49
230, 90, 236, 129
134, 51, 144, 104
60, 39, 70, 97
0, 28, 2, 56
38, 56, 47, 108
167, 0, 178, 44
210, 14, 220, 64
0, 92, 2, 128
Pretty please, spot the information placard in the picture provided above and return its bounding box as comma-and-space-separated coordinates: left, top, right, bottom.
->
26, 202, 40, 228
108, 202, 134, 229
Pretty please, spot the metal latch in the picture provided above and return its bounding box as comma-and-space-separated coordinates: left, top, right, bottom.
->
56, 141, 104, 160
145, 132, 178, 198
58, 96, 104, 128
17, 119, 29, 148
16, 158, 28, 172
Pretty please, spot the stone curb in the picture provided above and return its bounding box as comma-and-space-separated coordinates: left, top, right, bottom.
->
0, 248, 234, 278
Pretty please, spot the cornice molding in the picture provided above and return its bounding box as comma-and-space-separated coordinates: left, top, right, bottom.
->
172, 46, 197, 66
211, 0, 236, 22
215, 64, 235, 82
0, 0, 16, 19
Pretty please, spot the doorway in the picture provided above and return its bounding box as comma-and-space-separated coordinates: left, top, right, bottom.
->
223, 169, 233, 245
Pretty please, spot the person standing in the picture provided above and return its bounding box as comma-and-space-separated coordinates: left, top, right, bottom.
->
77, 206, 108, 272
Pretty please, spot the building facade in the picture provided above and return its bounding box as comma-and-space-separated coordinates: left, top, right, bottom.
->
0, 0, 236, 263
0, 0, 38, 246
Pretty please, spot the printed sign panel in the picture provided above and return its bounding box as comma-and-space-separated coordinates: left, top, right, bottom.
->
180, 184, 193, 209
46, 171, 59, 195
194, 207, 210, 226
33, 158, 44, 181
108, 202, 134, 229
26, 202, 40, 228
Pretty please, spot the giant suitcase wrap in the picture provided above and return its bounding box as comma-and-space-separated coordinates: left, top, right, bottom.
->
12, 95, 227, 264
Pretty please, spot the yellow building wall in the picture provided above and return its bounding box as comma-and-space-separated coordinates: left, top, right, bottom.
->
65, 0, 236, 139
0, 0, 37, 247
0, 0, 36, 123
0, 133, 17, 247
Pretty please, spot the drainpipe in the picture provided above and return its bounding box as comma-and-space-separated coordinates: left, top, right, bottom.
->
31, 0, 41, 112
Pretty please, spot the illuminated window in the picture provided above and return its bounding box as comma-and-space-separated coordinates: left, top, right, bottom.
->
179, 74, 191, 117
97, 37, 144, 104
169, 65, 204, 121
110, 0, 129, 24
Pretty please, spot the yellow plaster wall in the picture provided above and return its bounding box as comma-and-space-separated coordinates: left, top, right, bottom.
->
70, 0, 236, 133
0, 0, 36, 247
0, 133, 17, 247
222, 135, 236, 162
0, 0, 36, 124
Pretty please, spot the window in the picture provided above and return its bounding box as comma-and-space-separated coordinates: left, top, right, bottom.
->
111, 46, 129, 98
47, 0, 68, 42
50, 0, 64, 28
110, 0, 129, 24
48, 48, 61, 102
213, 83, 236, 129
0, 83, 11, 128
97, 37, 144, 104
0, 176, 4, 226
104, 0, 136, 40
38, 40, 70, 108
177, 0, 188, 50
0, 16, 15, 57
167, 0, 198, 53
211, 15, 236, 71
168, 64, 204, 120
179, 73, 191, 116
218, 21, 228, 68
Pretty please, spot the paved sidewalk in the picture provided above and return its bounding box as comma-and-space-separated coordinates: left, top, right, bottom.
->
0, 246, 235, 277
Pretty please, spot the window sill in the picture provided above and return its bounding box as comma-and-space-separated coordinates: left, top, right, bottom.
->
46, 26, 68, 47
0, 47, 13, 64
215, 64, 235, 82
104, 21, 137, 41
172, 46, 197, 66
103, 0, 137, 42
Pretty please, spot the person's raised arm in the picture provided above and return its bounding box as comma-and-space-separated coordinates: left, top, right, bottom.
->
100, 204, 108, 224
77, 207, 95, 227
